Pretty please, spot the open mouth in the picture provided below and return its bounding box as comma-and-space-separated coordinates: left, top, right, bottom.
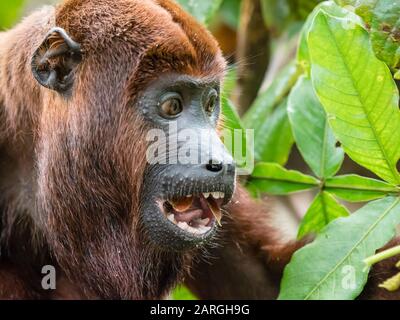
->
141, 163, 236, 251
160, 191, 226, 236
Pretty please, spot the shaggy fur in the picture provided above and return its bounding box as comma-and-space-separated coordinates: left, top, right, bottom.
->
0, 0, 399, 300
0, 0, 225, 299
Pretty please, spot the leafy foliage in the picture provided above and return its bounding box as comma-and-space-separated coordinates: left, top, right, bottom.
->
221, 96, 254, 169
297, 191, 349, 239
280, 197, 400, 299
238, 1, 400, 299
243, 63, 300, 164
288, 76, 344, 178
252, 99, 294, 165
309, 10, 400, 185
249, 162, 319, 195
325, 174, 399, 202
335, 0, 400, 78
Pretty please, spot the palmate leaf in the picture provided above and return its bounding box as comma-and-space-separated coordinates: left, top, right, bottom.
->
297, 191, 349, 239
288, 76, 344, 178
325, 174, 399, 202
248, 162, 319, 195
308, 11, 400, 185
279, 196, 400, 300
176, 0, 223, 24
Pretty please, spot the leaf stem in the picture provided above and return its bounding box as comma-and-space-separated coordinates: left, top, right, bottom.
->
363, 245, 400, 267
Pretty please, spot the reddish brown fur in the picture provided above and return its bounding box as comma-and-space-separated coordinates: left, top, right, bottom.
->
0, 0, 399, 300
0, 0, 225, 299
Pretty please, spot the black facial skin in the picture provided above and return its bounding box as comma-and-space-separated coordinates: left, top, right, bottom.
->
139, 74, 236, 251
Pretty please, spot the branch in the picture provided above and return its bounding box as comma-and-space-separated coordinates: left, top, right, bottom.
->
232, 0, 270, 116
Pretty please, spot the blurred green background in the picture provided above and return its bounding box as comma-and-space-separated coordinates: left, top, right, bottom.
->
0, 0, 26, 29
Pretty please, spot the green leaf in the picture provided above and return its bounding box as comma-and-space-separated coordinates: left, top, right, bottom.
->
221, 97, 243, 131
335, 0, 400, 74
297, 1, 363, 74
288, 76, 344, 178
0, 0, 25, 30
243, 63, 299, 165
221, 97, 254, 170
297, 191, 349, 239
279, 196, 400, 300
308, 11, 400, 184
243, 62, 300, 128
253, 99, 294, 165
248, 162, 319, 195
223, 67, 237, 96
325, 174, 399, 202
176, 0, 223, 25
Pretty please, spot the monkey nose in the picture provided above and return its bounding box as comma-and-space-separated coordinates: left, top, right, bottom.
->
205, 159, 236, 176
205, 159, 224, 172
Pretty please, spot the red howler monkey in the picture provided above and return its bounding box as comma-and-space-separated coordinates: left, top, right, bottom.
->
0, 0, 399, 300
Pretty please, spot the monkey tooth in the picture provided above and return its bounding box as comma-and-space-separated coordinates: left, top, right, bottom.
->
169, 196, 193, 212
211, 192, 220, 199
170, 217, 211, 235
209, 191, 225, 200
205, 197, 222, 226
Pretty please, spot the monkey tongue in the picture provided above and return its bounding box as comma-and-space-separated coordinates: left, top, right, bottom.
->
174, 209, 204, 223
202, 197, 222, 226
169, 196, 194, 212
168, 195, 222, 227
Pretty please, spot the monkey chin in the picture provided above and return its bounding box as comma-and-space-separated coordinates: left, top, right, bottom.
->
140, 169, 235, 252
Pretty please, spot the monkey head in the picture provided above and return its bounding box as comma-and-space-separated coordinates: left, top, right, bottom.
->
28, 0, 235, 298
139, 72, 236, 252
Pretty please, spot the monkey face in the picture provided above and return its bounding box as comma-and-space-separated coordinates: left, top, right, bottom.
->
138, 74, 236, 251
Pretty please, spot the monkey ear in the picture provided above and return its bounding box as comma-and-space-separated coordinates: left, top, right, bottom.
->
31, 27, 82, 93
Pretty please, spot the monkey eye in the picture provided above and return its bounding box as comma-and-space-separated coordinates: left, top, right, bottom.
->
159, 93, 183, 118
205, 90, 218, 116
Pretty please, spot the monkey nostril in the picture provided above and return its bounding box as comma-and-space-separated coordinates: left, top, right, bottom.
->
206, 159, 224, 172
